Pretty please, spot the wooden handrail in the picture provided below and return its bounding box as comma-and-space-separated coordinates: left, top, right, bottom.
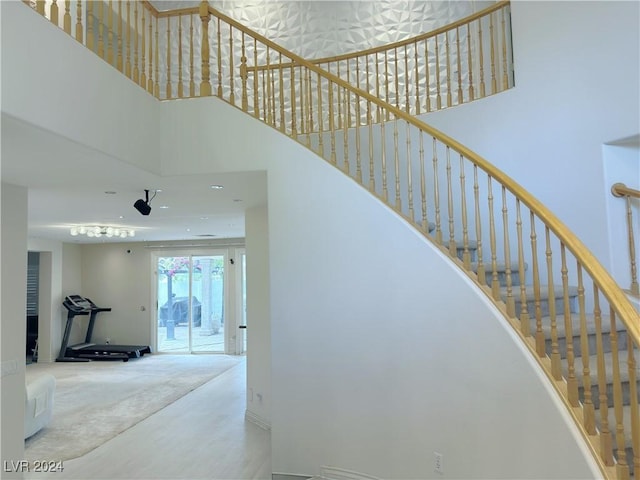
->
611, 182, 640, 198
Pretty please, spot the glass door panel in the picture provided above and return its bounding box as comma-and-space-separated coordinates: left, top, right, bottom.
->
157, 256, 191, 353
191, 255, 225, 353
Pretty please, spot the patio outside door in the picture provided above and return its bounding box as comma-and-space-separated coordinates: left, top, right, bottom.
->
156, 254, 225, 353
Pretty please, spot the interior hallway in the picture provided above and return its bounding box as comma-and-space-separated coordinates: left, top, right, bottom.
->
26, 357, 271, 480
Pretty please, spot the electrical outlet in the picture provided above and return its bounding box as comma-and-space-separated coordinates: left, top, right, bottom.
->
434, 452, 444, 474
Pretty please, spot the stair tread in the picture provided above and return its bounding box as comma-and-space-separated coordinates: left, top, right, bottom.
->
596, 404, 638, 448
540, 313, 620, 338
502, 284, 579, 301
568, 349, 640, 387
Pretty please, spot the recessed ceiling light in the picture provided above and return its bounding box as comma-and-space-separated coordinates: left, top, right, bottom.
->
200, 217, 209, 220
210, 185, 224, 190
159, 205, 170, 209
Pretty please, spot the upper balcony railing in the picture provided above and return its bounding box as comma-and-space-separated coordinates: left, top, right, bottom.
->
22, 2, 640, 478
612, 182, 640, 297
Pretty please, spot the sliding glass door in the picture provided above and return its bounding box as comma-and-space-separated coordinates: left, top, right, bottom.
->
156, 253, 226, 353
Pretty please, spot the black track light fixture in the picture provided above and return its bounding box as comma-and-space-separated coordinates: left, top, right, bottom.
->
133, 189, 152, 216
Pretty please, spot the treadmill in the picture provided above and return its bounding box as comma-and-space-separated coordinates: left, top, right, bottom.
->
57, 295, 152, 362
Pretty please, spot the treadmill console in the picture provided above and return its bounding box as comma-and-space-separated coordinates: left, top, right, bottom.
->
63, 295, 95, 313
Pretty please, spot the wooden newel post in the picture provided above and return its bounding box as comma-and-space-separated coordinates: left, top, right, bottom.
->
199, 1, 212, 97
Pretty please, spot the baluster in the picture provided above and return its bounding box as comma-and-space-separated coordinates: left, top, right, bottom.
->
335, 64, 341, 130
375, 53, 381, 123
50, 0, 58, 26
63, 1, 71, 34
342, 88, 349, 173
178, 15, 183, 98
446, 148, 456, 256
75, 0, 83, 44
456, 27, 463, 104
467, 23, 474, 101
384, 51, 390, 118
350, 59, 357, 127
365, 57, 371, 124
577, 264, 596, 434
560, 245, 578, 405
368, 101, 375, 192
240, 34, 248, 111
460, 156, 470, 269
216, 18, 222, 97
445, 31, 452, 107
489, 12, 497, 95
628, 336, 639, 474
328, 81, 336, 163
140, 5, 146, 88
252, 40, 259, 118
420, 132, 428, 233
262, 69, 268, 125
414, 43, 420, 115
609, 310, 630, 478
147, 9, 153, 93
393, 118, 401, 210
265, 50, 273, 125
356, 57, 362, 127
530, 214, 545, 357
433, 139, 442, 244
406, 124, 414, 222
435, 36, 441, 110
501, 7, 509, 90
593, 288, 614, 466
279, 54, 285, 131
478, 17, 486, 98
343, 60, 352, 127
502, 187, 515, 316
545, 228, 562, 380
97, 1, 104, 58
380, 114, 388, 202
355, 91, 362, 182
136, 3, 142, 85
622, 192, 639, 294
125, 2, 131, 78
199, 1, 211, 96
229, 26, 235, 105
474, 166, 485, 284
154, 16, 159, 98
189, 15, 195, 97
316, 73, 324, 157
117, 1, 122, 72
291, 63, 297, 138
306, 69, 313, 140
515, 200, 530, 334
393, 49, 400, 110
404, 45, 410, 113
166, 16, 171, 99
425, 39, 432, 112
107, 1, 113, 65
488, 177, 499, 299
298, 66, 304, 135
36, 1, 45, 16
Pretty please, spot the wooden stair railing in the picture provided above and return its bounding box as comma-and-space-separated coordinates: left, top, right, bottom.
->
252, 1, 514, 117
611, 183, 640, 297
21, 2, 640, 478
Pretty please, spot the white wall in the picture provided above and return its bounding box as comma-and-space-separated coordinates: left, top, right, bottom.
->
245, 205, 271, 428
422, 1, 640, 276
1, 182, 28, 475
266, 137, 599, 479
1, 2, 161, 175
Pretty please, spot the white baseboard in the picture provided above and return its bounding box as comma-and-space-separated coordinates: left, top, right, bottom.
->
244, 409, 271, 430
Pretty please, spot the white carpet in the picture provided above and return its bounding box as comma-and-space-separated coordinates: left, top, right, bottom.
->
24, 354, 242, 462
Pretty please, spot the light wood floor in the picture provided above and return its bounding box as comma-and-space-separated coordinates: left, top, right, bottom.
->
26, 357, 271, 480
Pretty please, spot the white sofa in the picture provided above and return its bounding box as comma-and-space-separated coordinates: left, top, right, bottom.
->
24, 373, 56, 439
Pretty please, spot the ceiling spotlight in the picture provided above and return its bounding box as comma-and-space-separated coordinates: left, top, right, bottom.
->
134, 189, 153, 216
